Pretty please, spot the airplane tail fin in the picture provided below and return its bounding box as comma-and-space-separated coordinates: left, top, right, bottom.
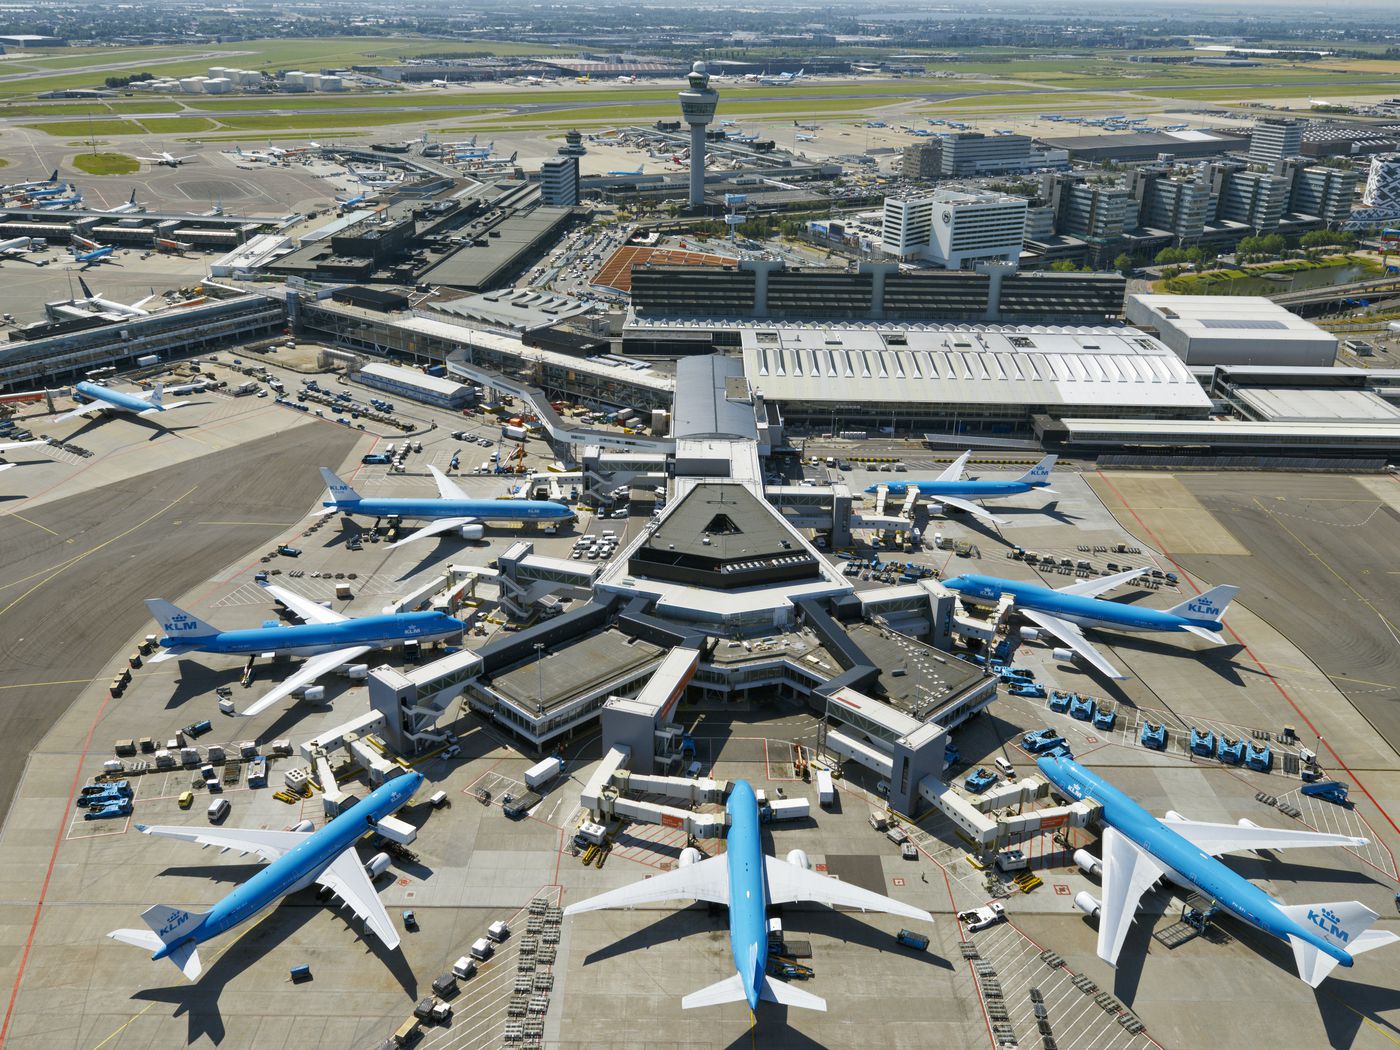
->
319, 467, 361, 504
150, 383, 164, 406
1167, 585, 1239, 625
144, 598, 219, 640
1017, 454, 1057, 487
109, 904, 208, 980
760, 975, 827, 1012
1279, 901, 1399, 987
47, 168, 57, 182
127, 189, 136, 205
682, 972, 749, 1010
78, 275, 94, 300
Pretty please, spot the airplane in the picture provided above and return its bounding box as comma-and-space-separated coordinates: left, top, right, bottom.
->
98, 189, 143, 215
144, 584, 466, 717
524, 76, 551, 86
228, 146, 281, 164
575, 74, 591, 84
941, 569, 1240, 680
56, 379, 188, 422
69, 244, 116, 267
853, 64, 881, 74
5, 168, 58, 193
318, 466, 574, 547
202, 198, 224, 216
0, 236, 37, 257
867, 452, 1057, 524
0, 439, 48, 472
796, 133, 816, 142
430, 78, 450, 88
37, 195, 83, 210
793, 121, 819, 131
1039, 754, 1396, 987
721, 119, 739, 127
109, 770, 424, 980
137, 151, 194, 168
23, 183, 72, 200
617, 74, 638, 84
608, 165, 643, 176
55, 277, 154, 319
727, 132, 757, 142
336, 190, 369, 208
564, 779, 931, 1013
756, 68, 805, 87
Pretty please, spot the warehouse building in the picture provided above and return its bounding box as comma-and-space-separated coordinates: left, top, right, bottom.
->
1036, 129, 1248, 164
1125, 294, 1338, 367
353, 362, 476, 409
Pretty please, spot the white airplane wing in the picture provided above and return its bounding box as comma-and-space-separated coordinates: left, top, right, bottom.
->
0, 439, 48, 453
936, 494, 1007, 525
315, 847, 399, 949
56, 403, 103, 421
1180, 625, 1225, 645
563, 854, 730, 914
427, 464, 468, 500
1096, 826, 1167, 967
139, 401, 189, 416
936, 451, 971, 483
764, 855, 932, 921
1163, 817, 1368, 855
239, 644, 373, 717
136, 823, 308, 863
1057, 566, 1149, 598
386, 516, 480, 549
263, 583, 347, 625
1022, 608, 1126, 679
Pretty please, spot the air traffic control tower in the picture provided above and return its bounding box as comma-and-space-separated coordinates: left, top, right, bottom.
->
678, 60, 719, 209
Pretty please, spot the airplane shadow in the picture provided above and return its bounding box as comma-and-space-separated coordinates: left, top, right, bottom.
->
723, 1011, 829, 1050
164, 661, 244, 710
579, 905, 717, 966
395, 543, 460, 583
1226, 855, 1381, 888
160, 861, 265, 884
784, 907, 955, 972
1315, 976, 1400, 1049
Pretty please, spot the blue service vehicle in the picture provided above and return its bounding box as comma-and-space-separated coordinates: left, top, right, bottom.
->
1069, 695, 1096, 722
362, 453, 392, 465
964, 768, 998, 793
1042, 743, 1075, 760
896, 928, 930, 951
1022, 730, 1068, 755
1092, 706, 1117, 732
85, 800, 133, 819
1217, 737, 1245, 765
1048, 691, 1072, 714
1011, 683, 1046, 699
944, 741, 961, 767
1141, 722, 1168, 750
81, 780, 130, 797
1300, 781, 1350, 805
1190, 727, 1216, 757
1245, 742, 1273, 772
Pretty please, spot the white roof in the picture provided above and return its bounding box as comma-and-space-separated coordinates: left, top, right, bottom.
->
1126, 294, 1334, 345
358, 361, 469, 397
1061, 417, 1400, 439
740, 323, 1211, 411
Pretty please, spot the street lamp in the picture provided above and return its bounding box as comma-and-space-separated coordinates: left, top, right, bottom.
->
535, 642, 545, 716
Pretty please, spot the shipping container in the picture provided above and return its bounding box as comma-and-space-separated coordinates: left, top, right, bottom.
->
815, 769, 835, 807
135, 353, 160, 368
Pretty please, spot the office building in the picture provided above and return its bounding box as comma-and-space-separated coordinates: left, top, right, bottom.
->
1211, 163, 1289, 232
1362, 153, 1400, 210
901, 140, 942, 181
540, 156, 580, 206
1248, 117, 1303, 171
1284, 160, 1359, 226
938, 132, 1032, 176
1131, 167, 1211, 243
1045, 174, 1131, 246
881, 190, 1027, 268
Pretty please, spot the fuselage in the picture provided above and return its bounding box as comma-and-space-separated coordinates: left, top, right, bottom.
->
325, 495, 573, 525
158, 610, 462, 657
1037, 755, 1352, 971
943, 573, 1220, 636
869, 479, 1045, 499
73, 381, 154, 414
723, 780, 770, 1011
152, 771, 422, 961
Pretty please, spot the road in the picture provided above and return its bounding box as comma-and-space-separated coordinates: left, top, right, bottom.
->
0, 421, 359, 823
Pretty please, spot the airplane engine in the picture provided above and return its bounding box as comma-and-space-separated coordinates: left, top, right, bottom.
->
364, 852, 392, 879
300, 685, 326, 702
927, 502, 945, 514
345, 663, 369, 680
1020, 627, 1043, 643
785, 849, 811, 871
459, 524, 485, 540
678, 847, 702, 868
1051, 648, 1077, 664
291, 819, 315, 834
1073, 849, 1102, 877
1074, 891, 1102, 919
1164, 810, 1186, 822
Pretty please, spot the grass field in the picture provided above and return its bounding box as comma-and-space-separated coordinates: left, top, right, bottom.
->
139, 116, 217, 133
25, 118, 143, 136
72, 151, 139, 175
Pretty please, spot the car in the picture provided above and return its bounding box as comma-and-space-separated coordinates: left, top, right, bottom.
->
277, 545, 301, 557
177, 790, 194, 809
402, 909, 418, 931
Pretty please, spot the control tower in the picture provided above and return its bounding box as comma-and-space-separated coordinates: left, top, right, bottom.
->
678, 60, 719, 209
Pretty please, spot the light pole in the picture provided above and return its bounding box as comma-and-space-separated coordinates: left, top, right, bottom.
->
535, 642, 545, 716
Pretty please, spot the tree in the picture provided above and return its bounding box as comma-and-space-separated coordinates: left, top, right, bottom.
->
1185, 245, 1204, 271
1261, 233, 1287, 258
1047, 258, 1081, 271
1154, 246, 1186, 266
1113, 253, 1134, 274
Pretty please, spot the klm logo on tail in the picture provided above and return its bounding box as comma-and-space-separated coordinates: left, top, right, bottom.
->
1308, 907, 1350, 945
157, 910, 193, 938
1185, 599, 1220, 619
165, 614, 200, 633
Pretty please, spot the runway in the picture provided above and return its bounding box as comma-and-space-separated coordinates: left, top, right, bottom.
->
0, 422, 359, 823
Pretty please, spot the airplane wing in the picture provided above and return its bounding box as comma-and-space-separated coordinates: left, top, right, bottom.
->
1163, 817, 1368, 856
1057, 566, 1149, 598
563, 854, 730, 914
427, 464, 468, 500
1022, 608, 1127, 680
935, 494, 1008, 525
136, 823, 309, 863
238, 644, 373, 717
0, 439, 48, 453
263, 583, 347, 625
55, 403, 103, 421
1096, 825, 1167, 967
315, 847, 399, 949
139, 401, 189, 416
1180, 625, 1225, 645
386, 516, 480, 549
936, 451, 971, 483
764, 855, 932, 921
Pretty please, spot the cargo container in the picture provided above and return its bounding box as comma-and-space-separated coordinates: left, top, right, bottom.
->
451, 956, 477, 980
524, 756, 562, 790
469, 937, 493, 960
815, 769, 835, 807
501, 424, 528, 442
487, 919, 510, 942
135, 353, 161, 368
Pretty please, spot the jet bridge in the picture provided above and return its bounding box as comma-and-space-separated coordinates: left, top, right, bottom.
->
495, 540, 601, 618
918, 775, 1099, 850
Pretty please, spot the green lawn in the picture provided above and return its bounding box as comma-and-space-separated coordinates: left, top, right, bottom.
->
72, 151, 140, 175
140, 116, 218, 133
24, 118, 144, 136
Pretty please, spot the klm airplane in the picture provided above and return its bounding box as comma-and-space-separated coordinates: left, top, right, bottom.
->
1040, 755, 1395, 986
942, 569, 1239, 679
55, 380, 188, 423
145, 584, 464, 717
565, 780, 931, 1014
109, 771, 423, 980
867, 452, 1057, 524
319, 466, 574, 547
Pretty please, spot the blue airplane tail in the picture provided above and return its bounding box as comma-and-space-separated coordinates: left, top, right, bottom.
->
108, 903, 208, 980
1279, 900, 1399, 986
319, 467, 361, 504
1167, 585, 1238, 625
1017, 454, 1057, 487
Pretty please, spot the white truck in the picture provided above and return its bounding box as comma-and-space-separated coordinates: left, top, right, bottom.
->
957, 902, 1007, 932
815, 768, 835, 808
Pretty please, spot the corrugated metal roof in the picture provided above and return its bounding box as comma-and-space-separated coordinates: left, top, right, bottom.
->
671, 355, 758, 440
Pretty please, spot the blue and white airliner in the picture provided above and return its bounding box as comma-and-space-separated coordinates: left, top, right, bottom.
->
1040, 755, 1395, 986
564, 779, 931, 1014
145, 584, 464, 717
319, 466, 575, 547
109, 770, 423, 980
942, 569, 1239, 679
867, 452, 1057, 524
55, 379, 187, 423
